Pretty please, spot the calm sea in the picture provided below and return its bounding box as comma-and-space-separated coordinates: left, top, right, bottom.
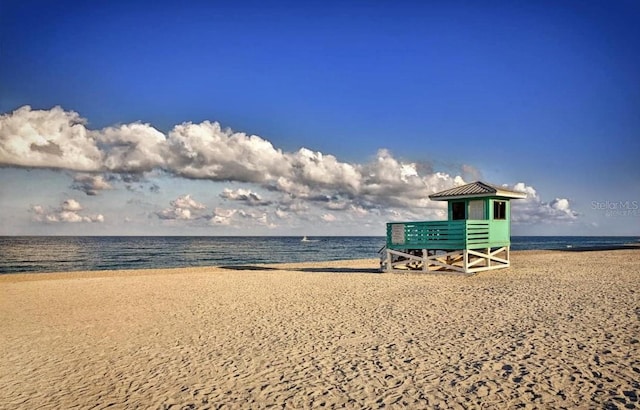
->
0, 236, 638, 274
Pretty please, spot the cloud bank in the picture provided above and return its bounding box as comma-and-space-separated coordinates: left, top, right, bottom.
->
510, 183, 578, 223
2, 105, 577, 228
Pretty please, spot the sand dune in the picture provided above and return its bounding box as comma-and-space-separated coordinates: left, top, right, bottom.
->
1, 250, 639, 409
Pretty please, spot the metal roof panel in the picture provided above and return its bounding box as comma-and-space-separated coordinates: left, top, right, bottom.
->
429, 181, 527, 200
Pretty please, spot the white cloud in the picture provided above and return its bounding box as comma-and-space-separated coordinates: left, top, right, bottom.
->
510, 183, 578, 224
4, 106, 580, 228
0, 106, 102, 171
209, 207, 237, 225
157, 207, 193, 220
30, 199, 104, 223
71, 174, 113, 195
287, 147, 362, 193
551, 198, 571, 212
156, 194, 206, 220
166, 121, 289, 182
356, 150, 465, 210
172, 194, 206, 210
220, 188, 271, 206
206, 207, 275, 228
62, 199, 83, 211
99, 122, 167, 173
59, 211, 85, 223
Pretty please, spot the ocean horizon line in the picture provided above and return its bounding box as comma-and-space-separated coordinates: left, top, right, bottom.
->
1, 234, 638, 238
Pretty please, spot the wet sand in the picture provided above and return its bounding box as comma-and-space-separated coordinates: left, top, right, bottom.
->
1, 250, 639, 409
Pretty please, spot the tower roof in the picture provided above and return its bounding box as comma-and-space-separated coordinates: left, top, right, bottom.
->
429, 181, 527, 201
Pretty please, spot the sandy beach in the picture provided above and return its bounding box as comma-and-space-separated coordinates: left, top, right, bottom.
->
1, 249, 638, 409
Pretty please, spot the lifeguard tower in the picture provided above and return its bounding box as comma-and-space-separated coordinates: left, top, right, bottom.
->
381, 181, 526, 274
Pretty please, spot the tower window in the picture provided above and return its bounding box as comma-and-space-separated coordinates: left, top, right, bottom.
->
452, 202, 466, 220
494, 201, 506, 220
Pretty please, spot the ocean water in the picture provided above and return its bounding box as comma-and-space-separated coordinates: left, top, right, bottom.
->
0, 236, 385, 274
510, 236, 640, 251
0, 236, 638, 274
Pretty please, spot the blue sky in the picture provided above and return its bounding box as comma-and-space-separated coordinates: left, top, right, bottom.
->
1, 0, 638, 236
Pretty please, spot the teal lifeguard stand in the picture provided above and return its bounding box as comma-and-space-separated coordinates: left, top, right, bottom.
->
382, 181, 526, 274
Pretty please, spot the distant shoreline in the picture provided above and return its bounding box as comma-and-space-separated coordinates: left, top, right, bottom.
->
1, 247, 639, 280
